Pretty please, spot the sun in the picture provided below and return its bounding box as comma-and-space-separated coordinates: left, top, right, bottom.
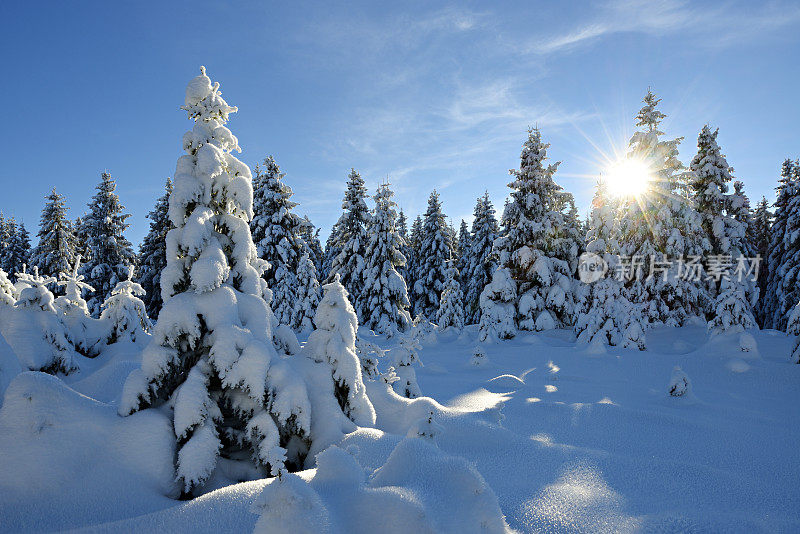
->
603, 158, 653, 198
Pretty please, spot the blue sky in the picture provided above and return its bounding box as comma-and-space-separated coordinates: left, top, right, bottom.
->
1, 1, 799, 246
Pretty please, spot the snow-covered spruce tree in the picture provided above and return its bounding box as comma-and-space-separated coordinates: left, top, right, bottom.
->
30, 188, 78, 281
761, 159, 799, 330
732, 181, 755, 257
0, 269, 15, 306
574, 181, 647, 350
750, 196, 772, 319
456, 219, 470, 282
329, 169, 371, 318
436, 261, 464, 331
0, 214, 9, 270
54, 256, 102, 356
320, 220, 341, 282
777, 163, 800, 328
100, 267, 152, 343
463, 193, 499, 325
250, 156, 307, 326
413, 191, 450, 319
298, 215, 324, 275
618, 91, 707, 327
6, 219, 31, 276
14, 266, 76, 374
136, 177, 173, 320
120, 67, 329, 495
484, 128, 578, 332
478, 267, 517, 342
361, 183, 411, 335
80, 172, 135, 316
406, 215, 424, 313
689, 125, 755, 334
293, 251, 320, 334
395, 208, 410, 282
788, 302, 800, 364
302, 275, 375, 425
390, 336, 422, 398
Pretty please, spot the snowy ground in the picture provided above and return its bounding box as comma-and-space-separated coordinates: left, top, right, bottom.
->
1, 325, 799, 532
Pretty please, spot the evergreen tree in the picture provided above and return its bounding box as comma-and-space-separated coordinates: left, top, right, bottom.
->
136, 177, 173, 320
303, 275, 375, 425
462, 192, 498, 324
777, 162, 800, 327
100, 267, 152, 343
574, 182, 646, 349
320, 221, 341, 282
456, 219, 470, 285
361, 183, 411, 335
298, 215, 324, 275
329, 169, 371, 317
250, 156, 307, 327
762, 159, 799, 330
80, 172, 135, 316
689, 125, 755, 333
436, 261, 464, 331
413, 191, 450, 319
484, 128, 578, 333
407, 215, 424, 313
30, 188, 78, 280
618, 91, 707, 327
750, 196, 773, 324
121, 67, 349, 495
292, 251, 320, 334
732, 181, 755, 257
3, 218, 31, 276
395, 208, 410, 282
788, 301, 800, 364
0, 213, 9, 272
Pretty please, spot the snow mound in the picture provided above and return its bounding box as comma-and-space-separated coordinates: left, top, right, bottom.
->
0, 372, 176, 531
487, 374, 526, 390
253, 439, 513, 533
668, 366, 691, 397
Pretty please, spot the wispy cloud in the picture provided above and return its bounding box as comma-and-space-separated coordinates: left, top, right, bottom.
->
527, 0, 800, 55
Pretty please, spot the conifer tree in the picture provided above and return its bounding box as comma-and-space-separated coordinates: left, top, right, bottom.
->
483, 128, 578, 332
80, 172, 135, 316
395, 208, 410, 282
407, 215, 424, 313
30, 188, 78, 280
762, 159, 799, 330
361, 183, 411, 335
329, 169, 371, 317
320, 221, 341, 282
618, 91, 707, 327
2, 218, 30, 276
788, 302, 800, 363
689, 125, 755, 333
298, 215, 324, 275
574, 182, 646, 349
462, 192, 498, 324
750, 196, 773, 324
293, 251, 320, 334
777, 162, 800, 326
436, 261, 464, 331
250, 156, 307, 327
413, 191, 450, 319
121, 67, 346, 495
100, 267, 152, 343
0, 214, 10, 273
456, 219, 470, 285
136, 177, 173, 320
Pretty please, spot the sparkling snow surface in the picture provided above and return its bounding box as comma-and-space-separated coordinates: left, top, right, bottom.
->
1, 325, 799, 532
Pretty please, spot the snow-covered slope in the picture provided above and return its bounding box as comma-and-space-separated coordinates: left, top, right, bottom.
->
0, 325, 798, 532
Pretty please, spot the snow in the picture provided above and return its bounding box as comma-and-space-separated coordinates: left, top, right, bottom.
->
1, 322, 798, 531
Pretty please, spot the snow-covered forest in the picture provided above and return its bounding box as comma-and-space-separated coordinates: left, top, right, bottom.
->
1, 66, 799, 533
